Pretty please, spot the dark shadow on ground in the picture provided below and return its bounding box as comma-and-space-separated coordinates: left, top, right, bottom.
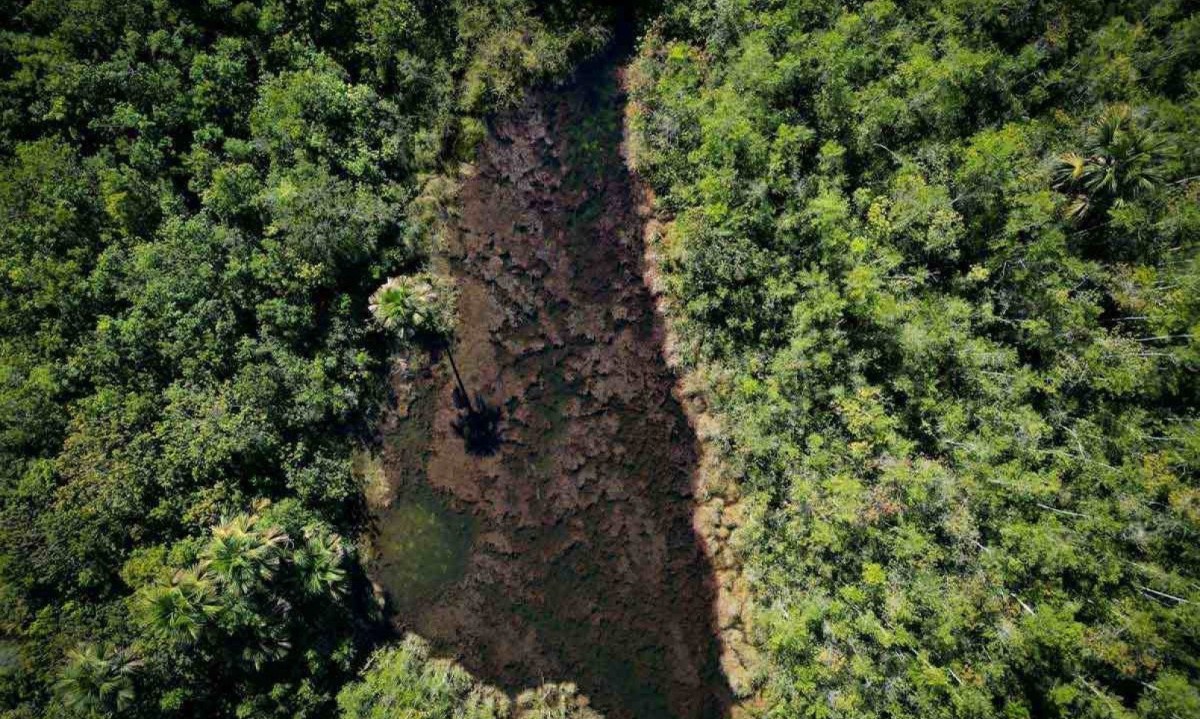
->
372, 50, 733, 719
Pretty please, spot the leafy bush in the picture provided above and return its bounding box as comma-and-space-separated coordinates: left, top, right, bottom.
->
337, 635, 510, 719
338, 635, 600, 719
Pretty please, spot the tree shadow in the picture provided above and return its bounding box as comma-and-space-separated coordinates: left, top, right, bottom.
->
450, 387, 502, 457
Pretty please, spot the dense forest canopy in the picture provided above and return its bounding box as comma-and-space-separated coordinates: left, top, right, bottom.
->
628, 1, 1199, 717
1, 0, 1198, 718
0, 1, 610, 716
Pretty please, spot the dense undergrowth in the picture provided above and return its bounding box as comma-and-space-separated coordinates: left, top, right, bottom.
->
627, 1, 1199, 717
0, 1, 609, 717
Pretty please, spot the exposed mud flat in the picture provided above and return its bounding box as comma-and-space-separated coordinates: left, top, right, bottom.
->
370, 63, 733, 719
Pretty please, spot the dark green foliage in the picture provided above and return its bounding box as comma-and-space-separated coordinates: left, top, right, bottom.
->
0, 1, 610, 717
118, 501, 358, 718
629, 1, 1199, 717
52, 644, 138, 718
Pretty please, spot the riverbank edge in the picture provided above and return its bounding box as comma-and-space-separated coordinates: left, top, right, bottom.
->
620, 66, 768, 716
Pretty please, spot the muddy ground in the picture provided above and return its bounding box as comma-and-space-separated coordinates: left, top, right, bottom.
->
368, 63, 733, 719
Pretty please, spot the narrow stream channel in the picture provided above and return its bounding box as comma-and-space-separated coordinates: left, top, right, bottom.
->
371, 54, 732, 719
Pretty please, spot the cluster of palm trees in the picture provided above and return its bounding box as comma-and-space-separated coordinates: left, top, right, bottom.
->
56, 505, 350, 715
136, 507, 348, 657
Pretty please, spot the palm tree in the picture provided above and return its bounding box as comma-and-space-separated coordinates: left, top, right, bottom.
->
368, 272, 457, 343
200, 514, 288, 596
371, 271, 501, 454
371, 272, 468, 400
235, 610, 293, 671
294, 526, 348, 598
54, 643, 140, 717
1053, 104, 1168, 221
135, 568, 220, 645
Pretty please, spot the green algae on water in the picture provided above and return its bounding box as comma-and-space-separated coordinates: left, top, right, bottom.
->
373, 488, 472, 611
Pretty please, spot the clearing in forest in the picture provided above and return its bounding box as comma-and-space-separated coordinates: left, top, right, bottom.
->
367, 61, 732, 719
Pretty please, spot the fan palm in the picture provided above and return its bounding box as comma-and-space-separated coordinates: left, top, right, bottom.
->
369, 272, 457, 343
515, 683, 602, 719
200, 514, 288, 596
236, 612, 293, 671
136, 568, 220, 645
294, 526, 348, 598
1053, 104, 1168, 220
54, 643, 140, 717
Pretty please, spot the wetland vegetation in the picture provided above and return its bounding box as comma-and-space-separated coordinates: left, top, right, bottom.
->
1, 2, 1198, 719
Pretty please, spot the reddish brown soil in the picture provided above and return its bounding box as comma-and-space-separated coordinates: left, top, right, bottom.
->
375, 67, 732, 718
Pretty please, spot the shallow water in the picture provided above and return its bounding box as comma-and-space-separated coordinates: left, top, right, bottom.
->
372, 488, 473, 612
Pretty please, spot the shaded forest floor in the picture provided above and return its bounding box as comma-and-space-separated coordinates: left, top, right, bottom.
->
366, 60, 733, 719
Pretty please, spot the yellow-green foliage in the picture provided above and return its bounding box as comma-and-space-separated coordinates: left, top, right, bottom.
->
338, 635, 510, 719
338, 635, 600, 719
456, 0, 610, 113
631, 1, 1200, 717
